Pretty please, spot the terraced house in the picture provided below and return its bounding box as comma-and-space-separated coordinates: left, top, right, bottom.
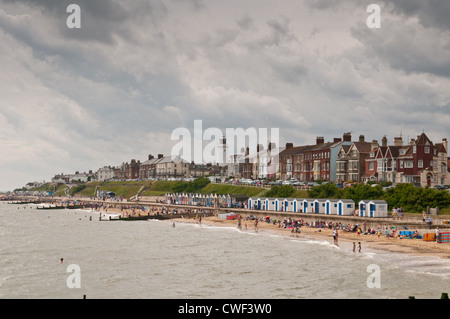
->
279, 133, 352, 182
335, 135, 372, 183
363, 133, 449, 187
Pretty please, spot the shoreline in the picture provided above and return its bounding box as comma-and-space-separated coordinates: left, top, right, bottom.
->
170, 215, 450, 261
17, 196, 450, 260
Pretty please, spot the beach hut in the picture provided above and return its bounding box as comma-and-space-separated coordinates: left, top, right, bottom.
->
273, 198, 282, 211
226, 194, 232, 208
337, 199, 355, 216
358, 199, 369, 217
367, 200, 388, 217
265, 198, 277, 211
288, 198, 299, 212
313, 199, 327, 214
325, 199, 339, 215
248, 197, 255, 210
281, 198, 297, 212
302, 199, 315, 213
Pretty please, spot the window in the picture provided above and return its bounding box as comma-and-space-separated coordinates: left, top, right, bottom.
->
413, 146, 416, 153
418, 160, 423, 168
425, 147, 430, 153
369, 162, 374, 170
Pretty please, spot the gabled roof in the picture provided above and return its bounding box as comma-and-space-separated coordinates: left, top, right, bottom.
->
374, 146, 388, 159
435, 143, 447, 154
338, 144, 351, 154
416, 132, 433, 146
350, 142, 372, 154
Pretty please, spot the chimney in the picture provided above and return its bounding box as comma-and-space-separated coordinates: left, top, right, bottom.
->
382, 136, 387, 147
343, 132, 352, 142
443, 138, 448, 154
393, 137, 403, 146
359, 135, 365, 143
316, 136, 324, 145
285, 142, 293, 149
371, 140, 379, 152
158, 154, 163, 159
268, 142, 276, 151
148, 154, 154, 160
334, 137, 342, 143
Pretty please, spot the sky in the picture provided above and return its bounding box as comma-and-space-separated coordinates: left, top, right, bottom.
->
1, 0, 450, 191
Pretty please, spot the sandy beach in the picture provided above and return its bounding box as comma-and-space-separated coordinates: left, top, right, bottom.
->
76, 196, 450, 261
171, 215, 450, 260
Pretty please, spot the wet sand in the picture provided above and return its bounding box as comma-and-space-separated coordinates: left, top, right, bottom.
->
174, 216, 450, 260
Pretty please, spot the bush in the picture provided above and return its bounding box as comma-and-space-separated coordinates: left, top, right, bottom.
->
265, 185, 295, 198
172, 177, 211, 194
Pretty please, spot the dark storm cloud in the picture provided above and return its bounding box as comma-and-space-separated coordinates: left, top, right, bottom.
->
381, 0, 450, 30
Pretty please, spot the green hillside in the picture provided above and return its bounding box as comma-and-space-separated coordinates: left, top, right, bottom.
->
31, 180, 310, 199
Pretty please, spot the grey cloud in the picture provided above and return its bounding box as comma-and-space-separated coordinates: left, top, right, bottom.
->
381, 0, 450, 30
351, 18, 450, 78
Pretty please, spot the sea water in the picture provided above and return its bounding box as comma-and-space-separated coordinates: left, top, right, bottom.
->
1, 202, 449, 299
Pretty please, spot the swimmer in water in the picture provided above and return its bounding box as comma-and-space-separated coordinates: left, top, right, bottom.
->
60, 258, 64, 263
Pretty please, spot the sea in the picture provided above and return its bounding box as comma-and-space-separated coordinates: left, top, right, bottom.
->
1, 201, 449, 300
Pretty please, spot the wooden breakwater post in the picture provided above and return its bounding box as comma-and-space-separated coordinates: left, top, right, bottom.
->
441, 292, 449, 299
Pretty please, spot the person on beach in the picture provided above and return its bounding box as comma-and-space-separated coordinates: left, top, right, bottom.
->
333, 229, 339, 246
358, 242, 361, 253
353, 242, 356, 252
254, 220, 258, 232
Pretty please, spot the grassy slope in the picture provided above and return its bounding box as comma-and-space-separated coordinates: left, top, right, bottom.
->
34, 181, 312, 199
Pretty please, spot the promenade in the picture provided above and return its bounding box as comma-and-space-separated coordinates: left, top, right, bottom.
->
4, 195, 450, 231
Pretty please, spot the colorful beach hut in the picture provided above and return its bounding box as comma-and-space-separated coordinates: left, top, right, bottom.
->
337, 199, 355, 216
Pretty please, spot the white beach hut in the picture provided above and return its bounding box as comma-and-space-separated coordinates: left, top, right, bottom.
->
358, 200, 368, 217
265, 198, 277, 211
367, 200, 388, 217
325, 199, 339, 215
313, 199, 327, 214
281, 198, 297, 212
302, 199, 315, 213
337, 199, 355, 216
